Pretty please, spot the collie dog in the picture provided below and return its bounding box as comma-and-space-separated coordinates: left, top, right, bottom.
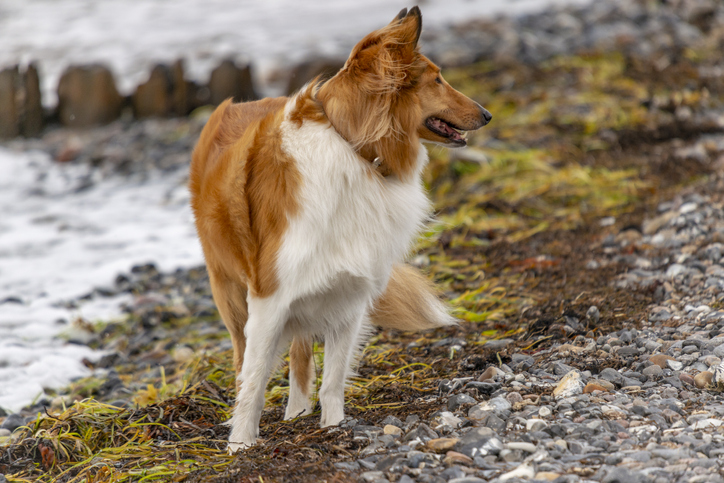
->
190, 7, 491, 452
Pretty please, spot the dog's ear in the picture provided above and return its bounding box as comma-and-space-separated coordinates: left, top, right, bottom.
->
387, 6, 422, 51
392, 8, 408, 23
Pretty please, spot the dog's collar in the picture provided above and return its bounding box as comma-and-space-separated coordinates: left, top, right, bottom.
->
316, 98, 392, 177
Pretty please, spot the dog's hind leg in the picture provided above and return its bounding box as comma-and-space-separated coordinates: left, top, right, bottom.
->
284, 336, 315, 420
227, 296, 289, 453
207, 268, 249, 392
319, 312, 366, 428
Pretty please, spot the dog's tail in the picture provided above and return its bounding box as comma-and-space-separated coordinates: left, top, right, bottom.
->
370, 263, 457, 331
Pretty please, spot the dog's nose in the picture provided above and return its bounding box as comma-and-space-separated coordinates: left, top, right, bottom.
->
479, 106, 492, 125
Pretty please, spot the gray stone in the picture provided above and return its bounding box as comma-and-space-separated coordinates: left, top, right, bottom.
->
0, 413, 25, 432
448, 393, 477, 411
587, 305, 600, 324
334, 461, 359, 471
642, 364, 663, 377
483, 413, 506, 432
382, 415, 403, 428
601, 466, 646, 483
440, 466, 466, 480
713, 343, 724, 358
599, 368, 622, 384
403, 423, 438, 442
617, 345, 640, 357
359, 471, 386, 483
456, 427, 498, 458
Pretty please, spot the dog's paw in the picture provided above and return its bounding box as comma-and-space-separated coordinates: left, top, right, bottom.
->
283, 402, 312, 421
227, 439, 255, 454
320, 410, 344, 428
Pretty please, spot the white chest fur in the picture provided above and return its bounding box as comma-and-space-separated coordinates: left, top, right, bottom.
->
275, 112, 431, 325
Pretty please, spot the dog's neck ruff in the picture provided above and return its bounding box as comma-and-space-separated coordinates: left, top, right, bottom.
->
315, 96, 392, 177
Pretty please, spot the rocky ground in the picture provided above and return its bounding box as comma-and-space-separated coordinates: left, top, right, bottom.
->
3, 0, 724, 482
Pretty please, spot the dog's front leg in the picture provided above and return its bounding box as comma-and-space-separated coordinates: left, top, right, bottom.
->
227, 297, 288, 454
319, 312, 365, 428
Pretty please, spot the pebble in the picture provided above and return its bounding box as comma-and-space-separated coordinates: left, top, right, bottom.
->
427, 438, 459, 452
443, 451, 474, 466
498, 464, 535, 481
679, 372, 695, 386
477, 366, 499, 382
695, 371, 714, 389
583, 382, 610, 393
505, 442, 537, 453
383, 425, 402, 437
552, 370, 583, 399
0, 414, 25, 432
649, 354, 675, 369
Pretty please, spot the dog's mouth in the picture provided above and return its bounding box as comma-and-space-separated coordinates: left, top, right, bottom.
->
425, 117, 468, 146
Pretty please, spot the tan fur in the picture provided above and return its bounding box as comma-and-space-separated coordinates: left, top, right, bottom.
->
370, 264, 453, 331
190, 97, 301, 384
314, 8, 484, 180
289, 336, 315, 398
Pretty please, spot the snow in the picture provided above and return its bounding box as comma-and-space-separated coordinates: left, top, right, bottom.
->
0, 0, 591, 413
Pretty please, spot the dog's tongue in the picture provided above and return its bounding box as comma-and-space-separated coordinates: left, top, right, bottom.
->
430, 118, 462, 141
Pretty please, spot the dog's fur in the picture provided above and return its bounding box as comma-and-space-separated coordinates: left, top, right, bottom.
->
189, 7, 490, 453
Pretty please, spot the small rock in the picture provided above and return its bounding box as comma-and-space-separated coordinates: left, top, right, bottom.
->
383, 425, 402, 437
583, 382, 609, 393
526, 419, 547, 431
691, 419, 723, 430
695, 371, 714, 389
403, 423, 438, 442
0, 413, 25, 432
642, 365, 663, 377
679, 373, 695, 386
499, 463, 535, 481
443, 450, 474, 466
586, 305, 600, 324
448, 477, 486, 483
667, 359, 684, 371
553, 371, 583, 399
448, 393, 476, 411
477, 366, 499, 382
427, 437, 460, 452
649, 354, 675, 369
359, 471, 385, 482
506, 392, 523, 405
506, 441, 537, 453
534, 472, 561, 482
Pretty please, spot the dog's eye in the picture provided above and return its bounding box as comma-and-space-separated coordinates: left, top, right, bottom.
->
435, 76, 442, 85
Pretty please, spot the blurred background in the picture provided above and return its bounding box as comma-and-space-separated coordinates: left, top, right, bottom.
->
1, 0, 723, 432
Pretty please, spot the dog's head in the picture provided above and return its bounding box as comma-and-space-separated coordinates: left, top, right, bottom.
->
316, 7, 491, 177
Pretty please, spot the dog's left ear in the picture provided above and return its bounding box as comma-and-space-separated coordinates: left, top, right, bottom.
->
388, 6, 422, 51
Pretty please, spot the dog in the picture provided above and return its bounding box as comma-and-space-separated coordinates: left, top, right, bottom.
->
189, 6, 491, 453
